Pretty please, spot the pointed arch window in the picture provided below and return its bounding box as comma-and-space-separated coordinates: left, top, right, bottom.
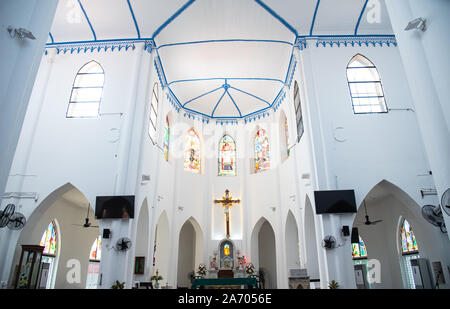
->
400, 219, 419, 255
254, 129, 270, 173
149, 83, 159, 144
86, 236, 102, 289
352, 236, 368, 259
89, 236, 102, 262
184, 128, 201, 173
39, 221, 58, 289
40, 221, 57, 256
218, 135, 236, 176
163, 116, 170, 162
347, 54, 388, 114
293, 81, 304, 143
67, 61, 104, 118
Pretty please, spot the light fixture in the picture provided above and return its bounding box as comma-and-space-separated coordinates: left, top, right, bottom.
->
404, 17, 427, 32
7, 26, 36, 40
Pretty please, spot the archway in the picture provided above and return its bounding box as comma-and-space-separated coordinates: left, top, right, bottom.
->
176, 217, 203, 288
153, 211, 170, 285
285, 211, 300, 274
134, 199, 150, 281
9, 183, 99, 289
352, 180, 450, 289
304, 196, 320, 284
250, 217, 277, 289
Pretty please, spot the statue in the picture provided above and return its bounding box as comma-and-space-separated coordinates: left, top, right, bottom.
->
210, 257, 217, 270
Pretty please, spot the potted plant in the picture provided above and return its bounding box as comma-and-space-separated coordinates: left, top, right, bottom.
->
197, 264, 207, 278
111, 280, 125, 289
151, 270, 163, 289
328, 280, 340, 289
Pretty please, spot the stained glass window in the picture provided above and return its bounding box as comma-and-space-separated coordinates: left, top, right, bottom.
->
67, 61, 104, 118
224, 244, 230, 256
184, 128, 201, 173
218, 135, 236, 176
352, 236, 368, 259
164, 116, 170, 162
89, 236, 102, 261
401, 219, 419, 254
285, 116, 290, 157
254, 129, 270, 173
149, 83, 159, 144
40, 221, 57, 256
347, 54, 387, 114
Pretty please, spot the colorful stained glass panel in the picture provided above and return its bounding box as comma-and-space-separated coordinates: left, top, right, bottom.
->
40, 221, 57, 256
254, 129, 270, 173
218, 135, 236, 176
184, 128, 201, 173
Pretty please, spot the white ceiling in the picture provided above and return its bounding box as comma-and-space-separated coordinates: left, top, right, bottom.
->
48, 0, 394, 120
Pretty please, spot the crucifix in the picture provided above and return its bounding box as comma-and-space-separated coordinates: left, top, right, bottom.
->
214, 189, 241, 239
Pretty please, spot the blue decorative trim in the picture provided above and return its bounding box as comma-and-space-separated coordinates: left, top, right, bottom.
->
229, 86, 271, 106
271, 88, 287, 113
183, 86, 223, 107
153, 0, 196, 40
48, 40, 139, 55
158, 38, 293, 50
144, 40, 156, 53
49, 32, 54, 44
211, 89, 228, 117
355, 0, 369, 35
294, 37, 307, 50
154, 54, 168, 89
226, 90, 242, 117
310, 0, 320, 36
126, 0, 141, 39
284, 53, 297, 89
169, 77, 284, 86
254, 0, 298, 36
78, 0, 97, 41
314, 35, 397, 48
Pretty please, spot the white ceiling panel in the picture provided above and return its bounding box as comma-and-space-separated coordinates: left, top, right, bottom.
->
50, 0, 94, 42
313, 0, 366, 35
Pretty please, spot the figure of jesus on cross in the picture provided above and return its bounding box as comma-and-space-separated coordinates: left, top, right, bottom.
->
214, 189, 241, 239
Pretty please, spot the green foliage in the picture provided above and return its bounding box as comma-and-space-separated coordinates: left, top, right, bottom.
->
328, 280, 340, 289
111, 280, 125, 289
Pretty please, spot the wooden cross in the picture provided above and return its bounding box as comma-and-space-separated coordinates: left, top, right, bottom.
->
214, 190, 241, 238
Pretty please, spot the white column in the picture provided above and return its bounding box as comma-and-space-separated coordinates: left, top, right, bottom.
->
0, 0, 58, 195
385, 0, 450, 235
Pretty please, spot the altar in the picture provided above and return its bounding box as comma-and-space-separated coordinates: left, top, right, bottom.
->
191, 277, 259, 289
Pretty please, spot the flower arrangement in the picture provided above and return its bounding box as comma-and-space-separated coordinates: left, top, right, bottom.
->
245, 263, 255, 275
197, 264, 207, 277
151, 270, 163, 289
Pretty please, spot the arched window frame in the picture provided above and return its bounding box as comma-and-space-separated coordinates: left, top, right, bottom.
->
352, 236, 368, 260
67, 61, 104, 118
89, 235, 102, 262
184, 128, 201, 174
293, 81, 304, 143
400, 219, 419, 255
40, 221, 58, 257
148, 83, 159, 144
347, 54, 388, 114
254, 128, 270, 173
218, 134, 237, 176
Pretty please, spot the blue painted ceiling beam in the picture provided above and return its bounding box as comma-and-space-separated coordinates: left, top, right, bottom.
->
229, 86, 271, 106
211, 89, 228, 117
126, 0, 141, 39
310, 0, 320, 36
49, 32, 55, 44
183, 86, 224, 107
153, 0, 196, 40
226, 91, 242, 117
78, 0, 97, 41
254, 0, 298, 37
169, 77, 284, 86
355, 0, 369, 35
158, 38, 293, 50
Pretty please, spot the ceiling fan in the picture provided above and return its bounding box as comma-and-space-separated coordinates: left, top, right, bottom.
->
73, 204, 99, 229
360, 200, 383, 226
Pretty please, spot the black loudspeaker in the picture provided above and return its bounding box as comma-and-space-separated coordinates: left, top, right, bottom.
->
342, 225, 350, 236
103, 228, 111, 239
351, 227, 359, 243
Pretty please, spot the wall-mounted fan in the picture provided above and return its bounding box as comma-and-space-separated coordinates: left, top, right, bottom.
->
441, 188, 450, 217
7, 213, 26, 230
72, 204, 98, 228
422, 204, 447, 233
0, 204, 16, 228
115, 237, 132, 252
360, 200, 383, 226
321, 235, 337, 249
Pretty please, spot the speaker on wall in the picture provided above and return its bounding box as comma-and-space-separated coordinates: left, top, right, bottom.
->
103, 228, 111, 239
351, 227, 359, 243
342, 225, 350, 236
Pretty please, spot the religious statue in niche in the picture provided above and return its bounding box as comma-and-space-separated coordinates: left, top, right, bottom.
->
209, 257, 217, 270
219, 240, 234, 270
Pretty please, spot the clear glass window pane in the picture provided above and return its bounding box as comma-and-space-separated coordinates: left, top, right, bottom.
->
70, 88, 103, 102
67, 103, 99, 118
74, 74, 104, 88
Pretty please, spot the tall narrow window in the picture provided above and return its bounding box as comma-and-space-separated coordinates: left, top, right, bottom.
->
218, 135, 236, 176
149, 83, 159, 144
293, 81, 304, 143
254, 129, 270, 173
67, 61, 104, 118
39, 221, 58, 289
184, 128, 201, 173
86, 236, 101, 289
347, 54, 387, 114
399, 219, 420, 289
280, 112, 290, 161
163, 116, 170, 162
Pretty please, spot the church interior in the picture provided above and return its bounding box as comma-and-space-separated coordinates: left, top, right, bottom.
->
0, 0, 449, 290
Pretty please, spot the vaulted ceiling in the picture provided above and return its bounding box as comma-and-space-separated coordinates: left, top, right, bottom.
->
47, 0, 394, 122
